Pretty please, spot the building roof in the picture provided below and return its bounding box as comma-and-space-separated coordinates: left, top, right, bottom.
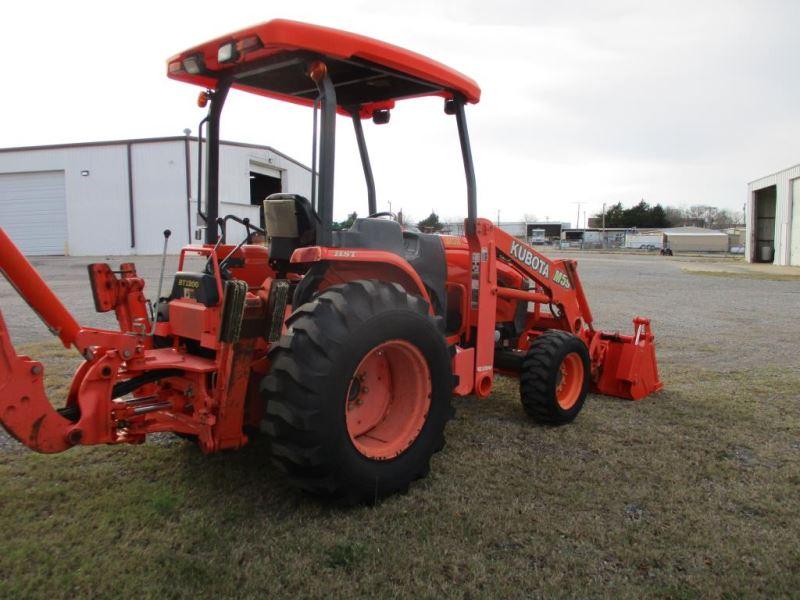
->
0, 136, 311, 172
660, 226, 714, 233
665, 232, 727, 237
564, 227, 630, 232
638, 226, 726, 235
747, 161, 800, 184
167, 19, 480, 117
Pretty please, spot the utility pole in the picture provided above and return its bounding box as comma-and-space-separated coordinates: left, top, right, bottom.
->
572, 202, 581, 230
602, 202, 607, 249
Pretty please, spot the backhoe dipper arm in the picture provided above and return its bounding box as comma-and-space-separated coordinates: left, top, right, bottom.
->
0, 227, 150, 452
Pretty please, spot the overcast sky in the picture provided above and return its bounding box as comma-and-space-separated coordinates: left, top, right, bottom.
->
2, 1, 798, 226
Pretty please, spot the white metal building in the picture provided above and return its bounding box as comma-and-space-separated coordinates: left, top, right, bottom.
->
747, 163, 799, 266
0, 136, 312, 256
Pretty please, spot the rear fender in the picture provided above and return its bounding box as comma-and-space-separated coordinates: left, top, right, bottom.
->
290, 246, 433, 312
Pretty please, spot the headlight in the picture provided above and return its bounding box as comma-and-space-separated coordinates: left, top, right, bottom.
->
182, 54, 205, 75
217, 42, 238, 64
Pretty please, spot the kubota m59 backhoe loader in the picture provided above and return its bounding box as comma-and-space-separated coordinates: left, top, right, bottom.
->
0, 19, 661, 503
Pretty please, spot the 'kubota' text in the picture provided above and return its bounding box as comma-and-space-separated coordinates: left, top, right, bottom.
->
509, 241, 550, 278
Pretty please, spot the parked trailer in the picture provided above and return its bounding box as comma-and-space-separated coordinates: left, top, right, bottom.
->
625, 233, 664, 250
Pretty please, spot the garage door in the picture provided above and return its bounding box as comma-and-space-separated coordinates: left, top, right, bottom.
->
0, 171, 67, 255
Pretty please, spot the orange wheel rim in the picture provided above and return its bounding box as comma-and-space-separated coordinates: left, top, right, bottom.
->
555, 352, 584, 410
345, 340, 431, 460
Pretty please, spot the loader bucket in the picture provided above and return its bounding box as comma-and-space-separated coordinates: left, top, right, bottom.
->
0, 309, 75, 453
591, 317, 663, 400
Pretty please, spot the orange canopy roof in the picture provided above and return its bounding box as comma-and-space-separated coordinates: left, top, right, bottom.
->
167, 19, 480, 115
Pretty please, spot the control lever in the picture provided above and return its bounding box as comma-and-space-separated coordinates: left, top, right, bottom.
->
150, 229, 171, 335
204, 218, 226, 275
218, 217, 251, 272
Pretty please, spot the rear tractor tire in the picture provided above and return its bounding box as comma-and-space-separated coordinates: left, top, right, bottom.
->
261, 280, 453, 504
520, 330, 590, 425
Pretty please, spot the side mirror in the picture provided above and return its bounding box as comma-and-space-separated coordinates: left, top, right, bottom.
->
372, 109, 390, 125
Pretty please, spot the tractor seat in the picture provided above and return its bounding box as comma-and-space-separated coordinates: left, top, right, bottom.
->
331, 218, 405, 255
263, 193, 320, 269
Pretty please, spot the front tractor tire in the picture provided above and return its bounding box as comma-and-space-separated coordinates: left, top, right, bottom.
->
520, 330, 590, 425
261, 280, 453, 504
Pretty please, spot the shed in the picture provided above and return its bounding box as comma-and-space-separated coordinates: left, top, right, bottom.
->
664, 229, 728, 252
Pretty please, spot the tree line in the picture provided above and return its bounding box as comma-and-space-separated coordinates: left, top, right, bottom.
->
594, 201, 742, 229
334, 203, 741, 233
333, 211, 446, 232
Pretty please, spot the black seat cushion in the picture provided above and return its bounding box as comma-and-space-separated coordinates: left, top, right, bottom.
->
331, 218, 405, 255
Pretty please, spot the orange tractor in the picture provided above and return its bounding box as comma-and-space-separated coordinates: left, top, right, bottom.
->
0, 20, 661, 503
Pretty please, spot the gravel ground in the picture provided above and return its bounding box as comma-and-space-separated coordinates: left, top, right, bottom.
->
2, 251, 798, 366
1, 251, 798, 449
0, 254, 180, 343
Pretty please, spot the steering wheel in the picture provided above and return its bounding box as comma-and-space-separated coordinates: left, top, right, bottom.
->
367, 211, 397, 219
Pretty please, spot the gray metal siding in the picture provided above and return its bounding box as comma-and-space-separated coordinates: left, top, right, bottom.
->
131, 141, 189, 252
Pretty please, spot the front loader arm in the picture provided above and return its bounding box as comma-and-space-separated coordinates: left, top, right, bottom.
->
489, 224, 591, 333
466, 219, 661, 401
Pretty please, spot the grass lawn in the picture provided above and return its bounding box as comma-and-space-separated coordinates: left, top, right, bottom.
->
1, 340, 799, 598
